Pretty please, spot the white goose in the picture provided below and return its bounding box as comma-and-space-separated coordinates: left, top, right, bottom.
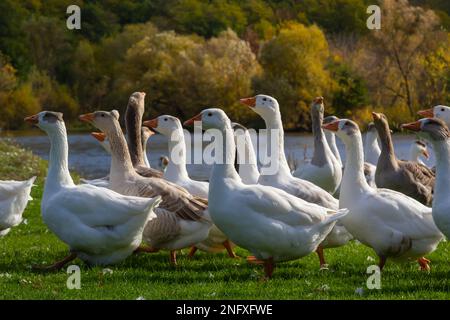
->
402, 118, 450, 239
323, 115, 343, 168
79, 132, 111, 188
418, 105, 450, 127
323, 118, 443, 270
143, 115, 236, 258
79, 110, 212, 265
24, 111, 161, 270
184, 108, 348, 279
364, 122, 381, 166
292, 97, 342, 194
0, 176, 35, 237
141, 127, 154, 168
231, 122, 260, 185
240, 94, 352, 268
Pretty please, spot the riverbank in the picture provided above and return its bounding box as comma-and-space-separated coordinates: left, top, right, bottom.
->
1, 141, 449, 299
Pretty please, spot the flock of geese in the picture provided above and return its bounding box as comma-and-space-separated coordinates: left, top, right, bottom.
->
1, 92, 450, 279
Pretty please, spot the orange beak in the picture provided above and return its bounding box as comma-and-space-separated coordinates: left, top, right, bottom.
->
91, 132, 106, 142
143, 118, 158, 129
322, 120, 340, 132
401, 121, 422, 132
239, 97, 256, 108
314, 96, 324, 104
417, 108, 434, 118
184, 113, 202, 126
372, 112, 381, 121
422, 149, 430, 159
24, 114, 39, 125
79, 113, 95, 123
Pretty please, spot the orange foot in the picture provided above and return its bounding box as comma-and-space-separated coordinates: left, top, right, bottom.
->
418, 257, 431, 271
246, 256, 265, 265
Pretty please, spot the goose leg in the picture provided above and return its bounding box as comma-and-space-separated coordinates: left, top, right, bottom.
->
316, 245, 328, 269
378, 255, 387, 271
170, 250, 177, 265
246, 256, 265, 265
33, 252, 77, 272
134, 246, 159, 254
188, 246, 198, 258
263, 257, 275, 279
223, 240, 237, 258
418, 257, 431, 271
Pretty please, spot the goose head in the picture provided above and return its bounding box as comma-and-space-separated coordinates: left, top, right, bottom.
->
184, 108, 231, 131
418, 105, 450, 125
143, 115, 183, 138
79, 110, 120, 135
24, 111, 64, 133
141, 127, 154, 143
311, 96, 325, 116
323, 115, 339, 125
411, 140, 430, 160
401, 118, 450, 142
127, 92, 146, 114
240, 94, 279, 120
322, 119, 361, 145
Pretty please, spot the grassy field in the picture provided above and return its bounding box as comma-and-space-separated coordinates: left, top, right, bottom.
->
1, 140, 449, 300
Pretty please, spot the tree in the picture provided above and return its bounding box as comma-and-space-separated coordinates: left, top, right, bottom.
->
354, 0, 447, 117
253, 22, 334, 129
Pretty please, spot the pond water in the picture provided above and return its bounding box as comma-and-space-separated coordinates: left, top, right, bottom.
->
2, 131, 434, 180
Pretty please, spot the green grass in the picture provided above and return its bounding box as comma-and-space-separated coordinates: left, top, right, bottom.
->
1, 140, 450, 299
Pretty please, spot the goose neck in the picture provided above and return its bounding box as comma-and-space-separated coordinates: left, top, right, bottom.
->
325, 131, 342, 167
431, 139, 450, 206
45, 124, 74, 193
341, 132, 371, 201
165, 129, 189, 180
236, 131, 260, 182
125, 107, 145, 167
261, 115, 291, 176
311, 108, 330, 166
210, 125, 240, 184
107, 121, 136, 183
378, 129, 398, 168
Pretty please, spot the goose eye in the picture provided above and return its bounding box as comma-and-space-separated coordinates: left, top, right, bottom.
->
262, 98, 267, 101
164, 118, 168, 121
101, 114, 105, 117
208, 112, 212, 117
441, 108, 445, 112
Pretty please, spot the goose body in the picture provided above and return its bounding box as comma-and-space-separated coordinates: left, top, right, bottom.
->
25, 111, 161, 266
80, 94, 211, 264
372, 112, 435, 206
402, 118, 450, 239
185, 108, 348, 278
144, 115, 235, 255
0, 176, 35, 236
293, 98, 342, 194
324, 119, 443, 270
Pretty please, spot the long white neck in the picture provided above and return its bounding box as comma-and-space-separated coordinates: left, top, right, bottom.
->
107, 121, 137, 184
340, 132, 371, 204
44, 124, 74, 196
325, 131, 342, 167
364, 130, 381, 165
236, 131, 260, 184
431, 139, 450, 208
210, 123, 241, 184
261, 113, 291, 176
164, 128, 190, 181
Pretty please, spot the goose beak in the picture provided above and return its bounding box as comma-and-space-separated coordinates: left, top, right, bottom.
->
184, 113, 202, 126
372, 112, 381, 121
24, 114, 39, 125
422, 149, 430, 159
314, 96, 324, 104
79, 113, 95, 123
239, 97, 256, 108
143, 118, 158, 129
417, 108, 434, 118
401, 121, 421, 132
91, 132, 106, 142
322, 120, 339, 132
